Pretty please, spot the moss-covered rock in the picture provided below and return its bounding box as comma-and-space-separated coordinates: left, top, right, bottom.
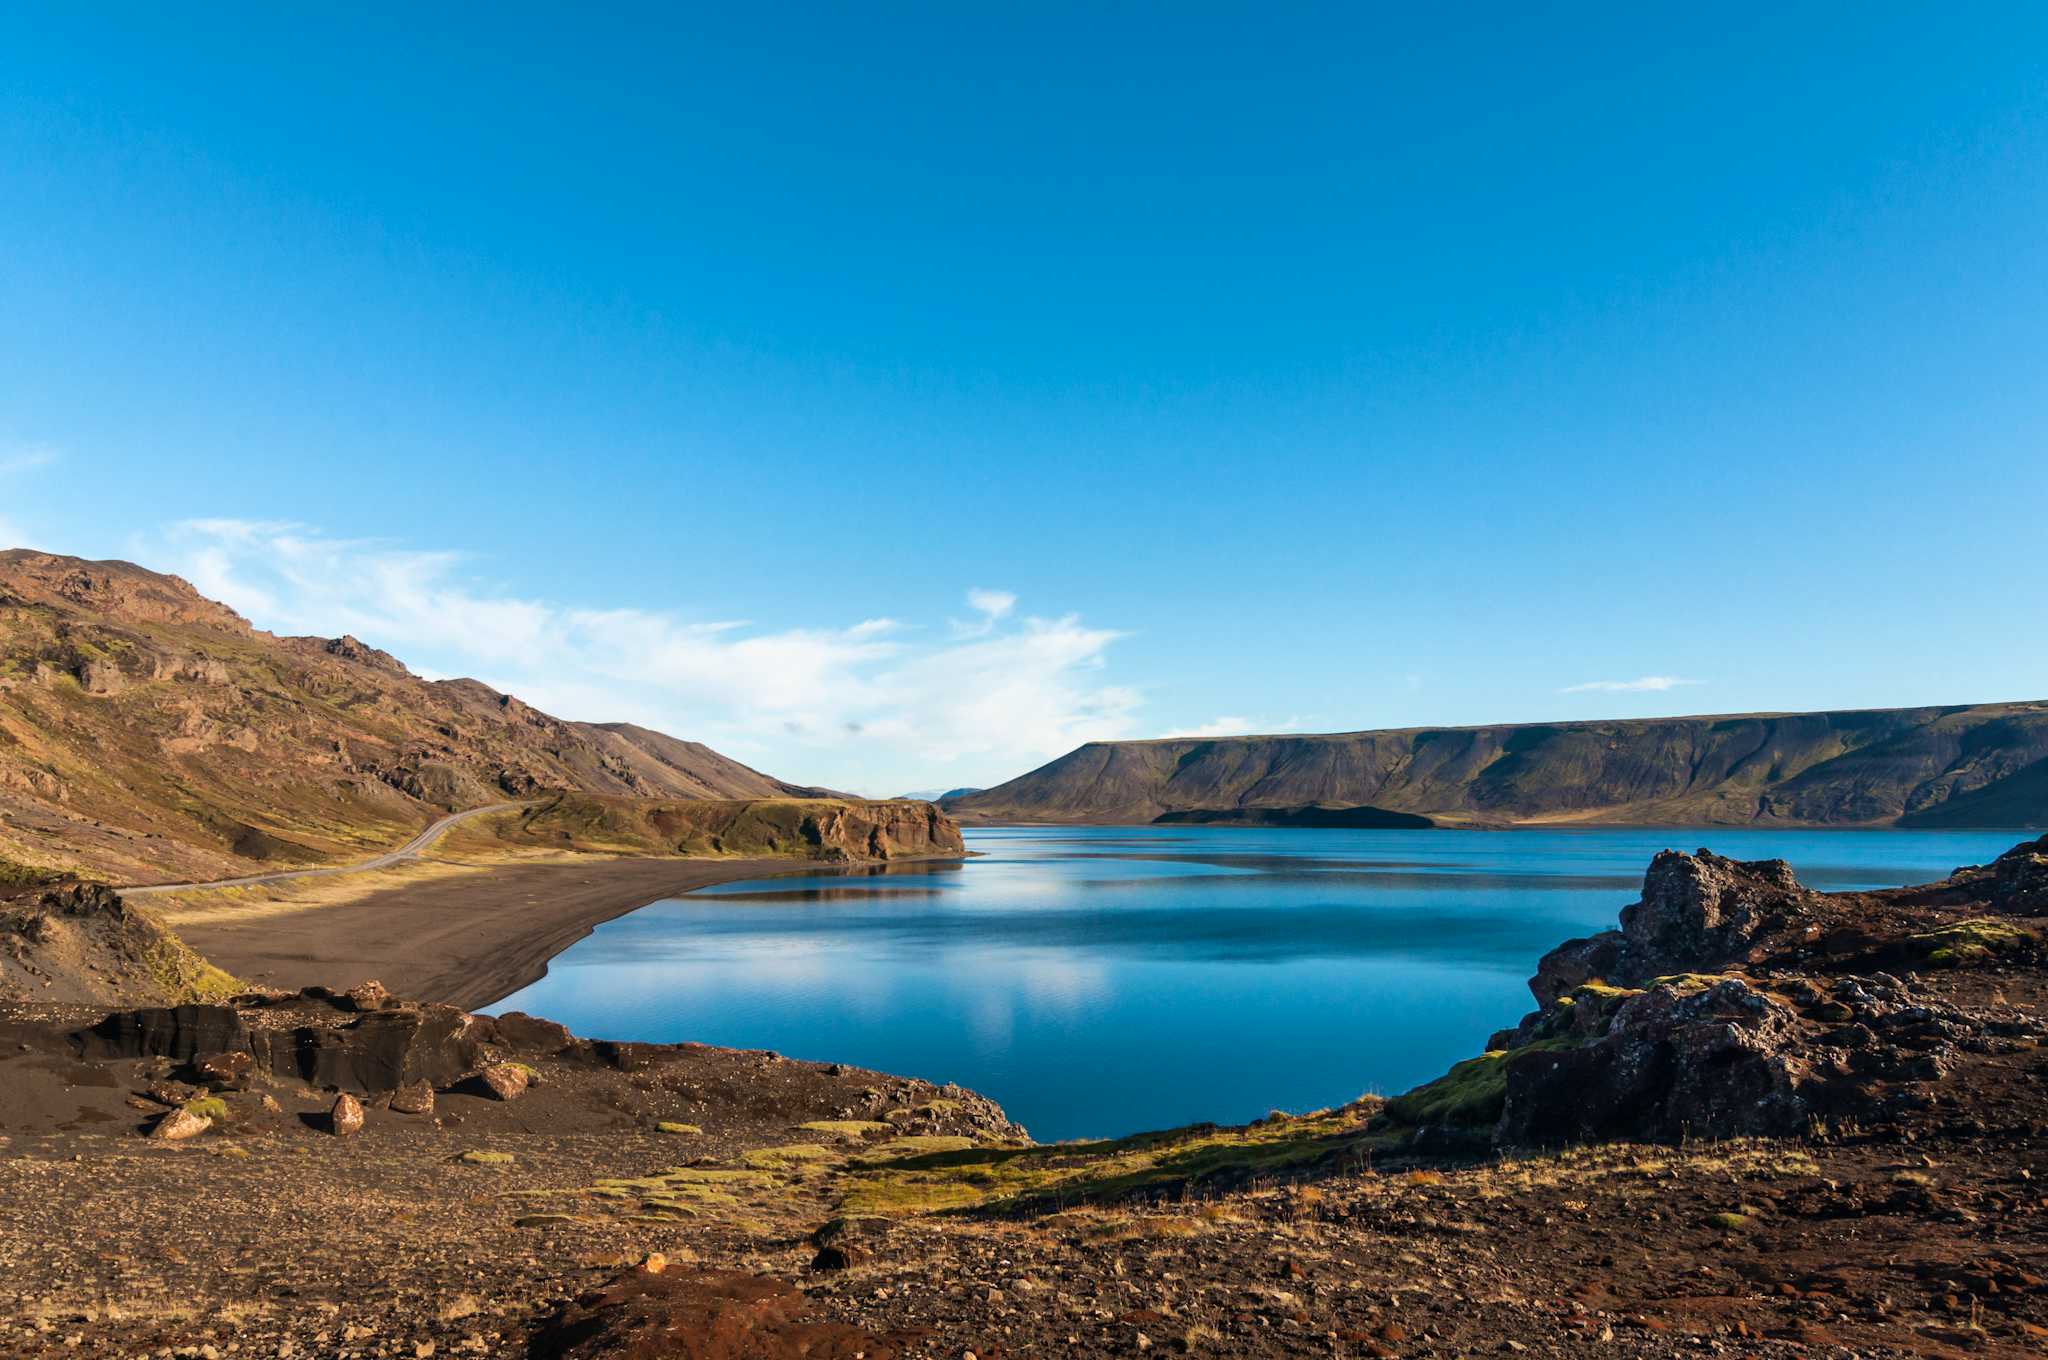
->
1908, 918, 2036, 966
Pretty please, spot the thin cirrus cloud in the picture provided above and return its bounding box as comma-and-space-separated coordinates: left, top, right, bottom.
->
0, 442, 60, 477
1559, 675, 1701, 694
1159, 715, 1306, 739
157, 519, 1141, 791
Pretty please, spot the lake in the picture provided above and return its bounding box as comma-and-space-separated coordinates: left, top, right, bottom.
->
487, 824, 2036, 1141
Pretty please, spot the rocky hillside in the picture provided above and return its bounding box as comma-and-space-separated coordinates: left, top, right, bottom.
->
457, 793, 966, 861
950, 704, 2048, 827
1, 876, 235, 1005
0, 550, 830, 883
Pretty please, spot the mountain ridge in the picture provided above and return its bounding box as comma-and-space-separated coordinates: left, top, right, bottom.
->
949, 703, 2048, 828
0, 550, 831, 881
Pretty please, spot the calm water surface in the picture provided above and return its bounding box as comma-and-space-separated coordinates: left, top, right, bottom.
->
489, 825, 2036, 1140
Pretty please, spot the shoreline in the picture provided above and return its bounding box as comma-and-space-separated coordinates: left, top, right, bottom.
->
169, 852, 969, 1011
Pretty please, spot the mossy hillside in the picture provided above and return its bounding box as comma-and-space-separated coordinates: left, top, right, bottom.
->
140, 911, 240, 1003
0, 856, 67, 890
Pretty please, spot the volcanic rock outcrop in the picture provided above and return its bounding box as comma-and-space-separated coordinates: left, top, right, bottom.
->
1388, 838, 2048, 1148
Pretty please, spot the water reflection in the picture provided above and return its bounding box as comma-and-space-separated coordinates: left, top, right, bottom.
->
490, 823, 2036, 1140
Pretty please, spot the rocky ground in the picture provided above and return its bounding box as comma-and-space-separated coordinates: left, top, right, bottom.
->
0, 838, 2044, 1357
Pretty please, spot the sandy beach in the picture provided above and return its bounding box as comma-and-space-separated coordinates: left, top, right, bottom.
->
166, 854, 926, 1010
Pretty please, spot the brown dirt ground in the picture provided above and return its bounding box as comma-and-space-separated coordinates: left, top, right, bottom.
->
0, 967, 2043, 1358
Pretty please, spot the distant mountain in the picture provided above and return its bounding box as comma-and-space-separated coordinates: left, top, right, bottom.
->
949, 706, 2048, 829
0, 550, 830, 882
1153, 804, 1435, 829
897, 787, 984, 802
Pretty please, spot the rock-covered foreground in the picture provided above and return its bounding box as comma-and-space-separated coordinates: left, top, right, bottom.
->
0, 838, 2045, 1356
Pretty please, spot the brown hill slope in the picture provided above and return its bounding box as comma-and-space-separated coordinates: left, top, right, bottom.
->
949, 704, 2048, 827
0, 550, 826, 882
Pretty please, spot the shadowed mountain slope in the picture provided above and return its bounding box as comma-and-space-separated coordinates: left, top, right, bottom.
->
0, 550, 827, 882
949, 705, 2048, 828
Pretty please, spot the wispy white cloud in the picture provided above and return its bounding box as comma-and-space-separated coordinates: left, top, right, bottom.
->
950, 587, 1018, 638
1559, 675, 1700, 694
1159, 714, 1305, 739
156, 521, 1141, 791
0, 442, 60, 477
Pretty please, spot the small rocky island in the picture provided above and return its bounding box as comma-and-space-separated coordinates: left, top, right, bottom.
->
1, 836, 2043, 1355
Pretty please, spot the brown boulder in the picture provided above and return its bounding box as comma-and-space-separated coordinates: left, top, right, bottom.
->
389, 1080, 435, 1115
344, 979, 392, 1012
526, 1266, 903, 1360
476, 1062, 530, 1101
151, 1107, 212, 1141
330, 1092, 365, 1136
809, 1244, 866, 1271
191, 1050, 253, 1089
488, 1011, 574, 1054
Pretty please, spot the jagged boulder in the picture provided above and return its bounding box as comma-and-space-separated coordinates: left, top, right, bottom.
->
1987, 834, 2048, 913
1498, 977, 1811, 1144
1530, 850, 1816, 1005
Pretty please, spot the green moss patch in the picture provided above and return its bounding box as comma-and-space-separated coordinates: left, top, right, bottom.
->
457, 1150, 515, 1165
1383, 1040, 1578, 1128
1644, 973, 1738, 994
1910, 918, 2036, 966
838, 1105, 1382, 1216
0, 857, 65, 890
739, 1143, 836, 1168
799, 1120, 892, 1138
866, 1135, 978, 1160
655, 1121, 702, 1135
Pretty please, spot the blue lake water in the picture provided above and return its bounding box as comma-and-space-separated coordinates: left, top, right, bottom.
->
488, 825, 2036, 1141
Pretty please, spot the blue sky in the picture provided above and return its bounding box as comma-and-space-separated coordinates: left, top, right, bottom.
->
3, 5, 2045, 794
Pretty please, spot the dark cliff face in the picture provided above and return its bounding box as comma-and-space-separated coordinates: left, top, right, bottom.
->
950, 704, 2048, 827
